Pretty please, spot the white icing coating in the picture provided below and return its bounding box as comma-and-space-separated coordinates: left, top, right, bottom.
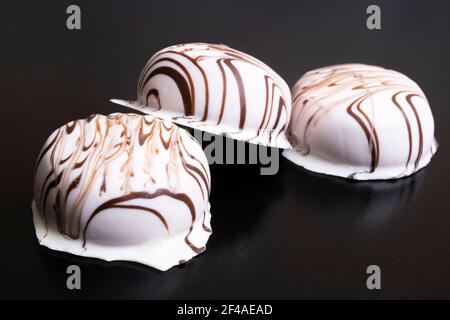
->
111, 43, 292, 148
283, 64, 437, 180
32, 113, 212, 271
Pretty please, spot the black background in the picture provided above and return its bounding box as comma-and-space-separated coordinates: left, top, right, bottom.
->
2, 0, 450, 299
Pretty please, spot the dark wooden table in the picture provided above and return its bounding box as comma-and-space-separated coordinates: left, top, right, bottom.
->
2, 0, 449, 299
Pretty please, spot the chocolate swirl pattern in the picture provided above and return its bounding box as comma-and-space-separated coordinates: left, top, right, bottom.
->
32, 113, 212, 271
111, 43, 292, 148
283, 64, 437, 180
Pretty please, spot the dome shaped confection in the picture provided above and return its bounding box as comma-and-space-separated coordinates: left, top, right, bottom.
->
283, 64, 437, 180
32, 113, 212, 271
112, 43, 292, 148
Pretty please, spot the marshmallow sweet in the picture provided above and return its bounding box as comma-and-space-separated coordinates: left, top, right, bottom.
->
111, 43, 292, 148
32, 113, 212, 270
283, 64, 437, 180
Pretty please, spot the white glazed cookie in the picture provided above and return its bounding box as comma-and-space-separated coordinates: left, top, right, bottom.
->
32, 113, 212, 271
112, 43, 292, 149
283, 64, 437, 180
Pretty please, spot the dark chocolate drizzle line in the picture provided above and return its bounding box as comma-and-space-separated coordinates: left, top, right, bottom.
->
216, 58, 227, 125
276, 124, 286, 140
177, 133, 210, 195
54, 191, 63, 232
66, 121, 77, 134
301, 108, 323, 155
160, 120, 173, 132
272, 97, 287, 134
185, 226, 205, 254
143, 57, 195, 111
34, 130, 60, 175
65, 173, 81, 202
202, 210, 212, 233
82, 189, 200, 252
347, 171, 358, 179
40, 170, 53, 199
146, 89, 161, 109
185, 161, 207, 199
185, 50, 210, 120
42, 171, 64, 218
99, 173, 107, 195
263, 81, 277, 131
346, 94, 379, 173
59, 154, 72, 165
179, 152, 205, 199
160, 127, 176, 150
198, 64, 210, 122
86, 114, 96, 122
39, 129, 65, 204
356, 97, 380, 170
223, 59, 246, 129
392, 91, 413, 171
82, 133, 97, 151
186, 163, 209, 194
139, 50, 210, 121
138, 117, 156, 145
207, 44, 269, 70
258, 76, 272, 130
355, 72, 380, 172
73, 156, 88, 169
143, 66, 194, 116
405, 93, 424, 169
173, 130, 210, 199
83, 203, 168, 247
